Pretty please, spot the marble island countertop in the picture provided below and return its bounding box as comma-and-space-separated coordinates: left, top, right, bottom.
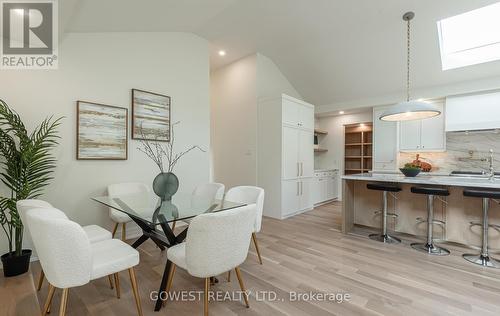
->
342, 172, 500, 189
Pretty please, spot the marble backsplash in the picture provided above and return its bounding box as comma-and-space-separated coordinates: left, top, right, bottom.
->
399, 131, 500, 174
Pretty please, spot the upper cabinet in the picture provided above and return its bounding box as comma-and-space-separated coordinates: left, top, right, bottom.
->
282, 95, 314, 130
373, 106, 398, 171
400, 101, 445, 152
446, 91, 500, 132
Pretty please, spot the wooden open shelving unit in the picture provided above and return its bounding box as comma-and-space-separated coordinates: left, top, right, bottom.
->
344, 123, 373, 175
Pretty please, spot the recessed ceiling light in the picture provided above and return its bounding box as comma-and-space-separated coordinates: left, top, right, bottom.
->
359, 123, 365, 127
339, 111, 345, 114
218, 50, 226, 56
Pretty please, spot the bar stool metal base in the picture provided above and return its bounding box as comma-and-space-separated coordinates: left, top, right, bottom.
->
369, 234, 401, 244
411, 242, 450, 256
463, 254, 500, 268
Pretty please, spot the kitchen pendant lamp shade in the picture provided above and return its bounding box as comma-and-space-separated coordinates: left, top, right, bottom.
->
379, 11, 442, 122
380, 100, 441, 121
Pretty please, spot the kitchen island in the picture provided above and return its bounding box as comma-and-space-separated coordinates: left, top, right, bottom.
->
342, 173, 500, 248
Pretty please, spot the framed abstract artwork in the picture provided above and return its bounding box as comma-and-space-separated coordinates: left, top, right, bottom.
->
76, 101, 128, 160
131, 89, 171, 142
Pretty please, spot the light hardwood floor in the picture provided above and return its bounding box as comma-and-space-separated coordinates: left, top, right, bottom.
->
28, 201, 500, 315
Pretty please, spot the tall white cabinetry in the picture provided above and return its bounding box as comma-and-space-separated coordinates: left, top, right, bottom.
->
257, 94, 314, 219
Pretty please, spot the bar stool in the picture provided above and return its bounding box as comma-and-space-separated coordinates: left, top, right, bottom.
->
410, 186, 450, 255
367, 183, 402, 244
463, 189, 500, 268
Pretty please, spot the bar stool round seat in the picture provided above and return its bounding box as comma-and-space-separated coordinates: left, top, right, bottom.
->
463, 189, 500, 268
410, 186, 450, 196
464, 189, 500, 199
410, 186, 450, 256
367, 183, 402, 192
367, 183, 402, 244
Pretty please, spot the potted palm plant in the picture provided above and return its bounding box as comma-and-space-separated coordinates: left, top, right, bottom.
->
0, 99, 61, 277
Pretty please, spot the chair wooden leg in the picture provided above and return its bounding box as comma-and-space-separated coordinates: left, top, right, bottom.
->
166, 264, 176, 292
128, 268, 143, 316
227, 271, 231, 282
252, 232, 263, 264
171, 221, 176, 231
234, 267, 249, 308
112, 223, 119, 238
121, 223, 127, 241
108, 275, 114, 289
59, 288, 69, 316
37, 269, 45, 291
113, 273, 121, 298
204, 278, 210, 316
42, 283, 55, 316
162, 264, 176, 307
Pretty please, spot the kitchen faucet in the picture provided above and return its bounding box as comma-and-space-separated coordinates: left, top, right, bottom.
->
488, 149, 495, 180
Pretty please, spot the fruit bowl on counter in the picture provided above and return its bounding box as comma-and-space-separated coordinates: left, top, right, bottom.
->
399, 163, 421, 177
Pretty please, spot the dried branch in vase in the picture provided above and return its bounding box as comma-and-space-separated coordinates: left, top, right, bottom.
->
137, 121, 205, 173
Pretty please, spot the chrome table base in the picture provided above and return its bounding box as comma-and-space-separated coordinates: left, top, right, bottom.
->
411, 242, 450, 256
369, 234, 401, 244
463, 254, 500, 268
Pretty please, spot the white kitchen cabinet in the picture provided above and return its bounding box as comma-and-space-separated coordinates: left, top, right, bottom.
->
421, 110, 445, 150
299, 105, 315, 130
282, 126, 300, 179
446, 91, 500, 132
298, 178, 312, 211
400, 120, 421, 151
281, 180, 300, 217
299, 129, 314, 177
281, 179, 311, 217
312, 170, 339, 205
257, 94, 315, 219
283, 127, 313, 179
400, 102, 445, 152
282, 95, 314, 130
373, 106, 398, 171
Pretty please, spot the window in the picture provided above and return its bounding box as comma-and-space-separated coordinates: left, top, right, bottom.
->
437, 2, 500, 70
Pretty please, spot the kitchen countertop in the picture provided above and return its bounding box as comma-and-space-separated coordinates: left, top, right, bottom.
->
342, 172, 500, 189
314, 168, 338, 172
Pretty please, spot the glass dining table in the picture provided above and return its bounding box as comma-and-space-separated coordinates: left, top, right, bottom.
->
92, 191, 245, 311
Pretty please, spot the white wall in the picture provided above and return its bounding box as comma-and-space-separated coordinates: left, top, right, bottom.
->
315, 111, 373, 198
256, 53, 302, 100
210, 54, 257, 188
0, 32, 210, 256
211, 53, 301, 188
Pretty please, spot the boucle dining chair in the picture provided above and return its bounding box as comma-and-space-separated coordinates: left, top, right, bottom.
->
163, 204, 256, 316
25, 207, 143, 316
224, 186, 265, 264
177, 183, 226, 231
192, 183, 225, 201
16, 199, 113, 292
107, 182, 150, 240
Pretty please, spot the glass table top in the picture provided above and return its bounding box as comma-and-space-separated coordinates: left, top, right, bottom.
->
92, 192, 245, 225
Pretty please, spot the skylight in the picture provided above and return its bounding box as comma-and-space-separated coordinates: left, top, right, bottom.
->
437, 2, 500, 70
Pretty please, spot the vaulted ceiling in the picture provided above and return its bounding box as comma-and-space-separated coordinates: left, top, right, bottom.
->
60, 0, 500, 111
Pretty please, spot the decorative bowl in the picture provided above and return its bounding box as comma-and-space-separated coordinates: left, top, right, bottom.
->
399, 167, 421, 177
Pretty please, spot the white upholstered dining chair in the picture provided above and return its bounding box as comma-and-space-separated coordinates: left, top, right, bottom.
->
16, 199, 113, 291
192, 182, 225, 201
169, 183, 226, 231
25, 207, 143, 316
224, 186, 265, 264
163, 205, 256, 316
107, 182, 150, 240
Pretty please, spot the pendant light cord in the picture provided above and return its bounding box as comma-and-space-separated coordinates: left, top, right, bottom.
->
406, 18, 411, 102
